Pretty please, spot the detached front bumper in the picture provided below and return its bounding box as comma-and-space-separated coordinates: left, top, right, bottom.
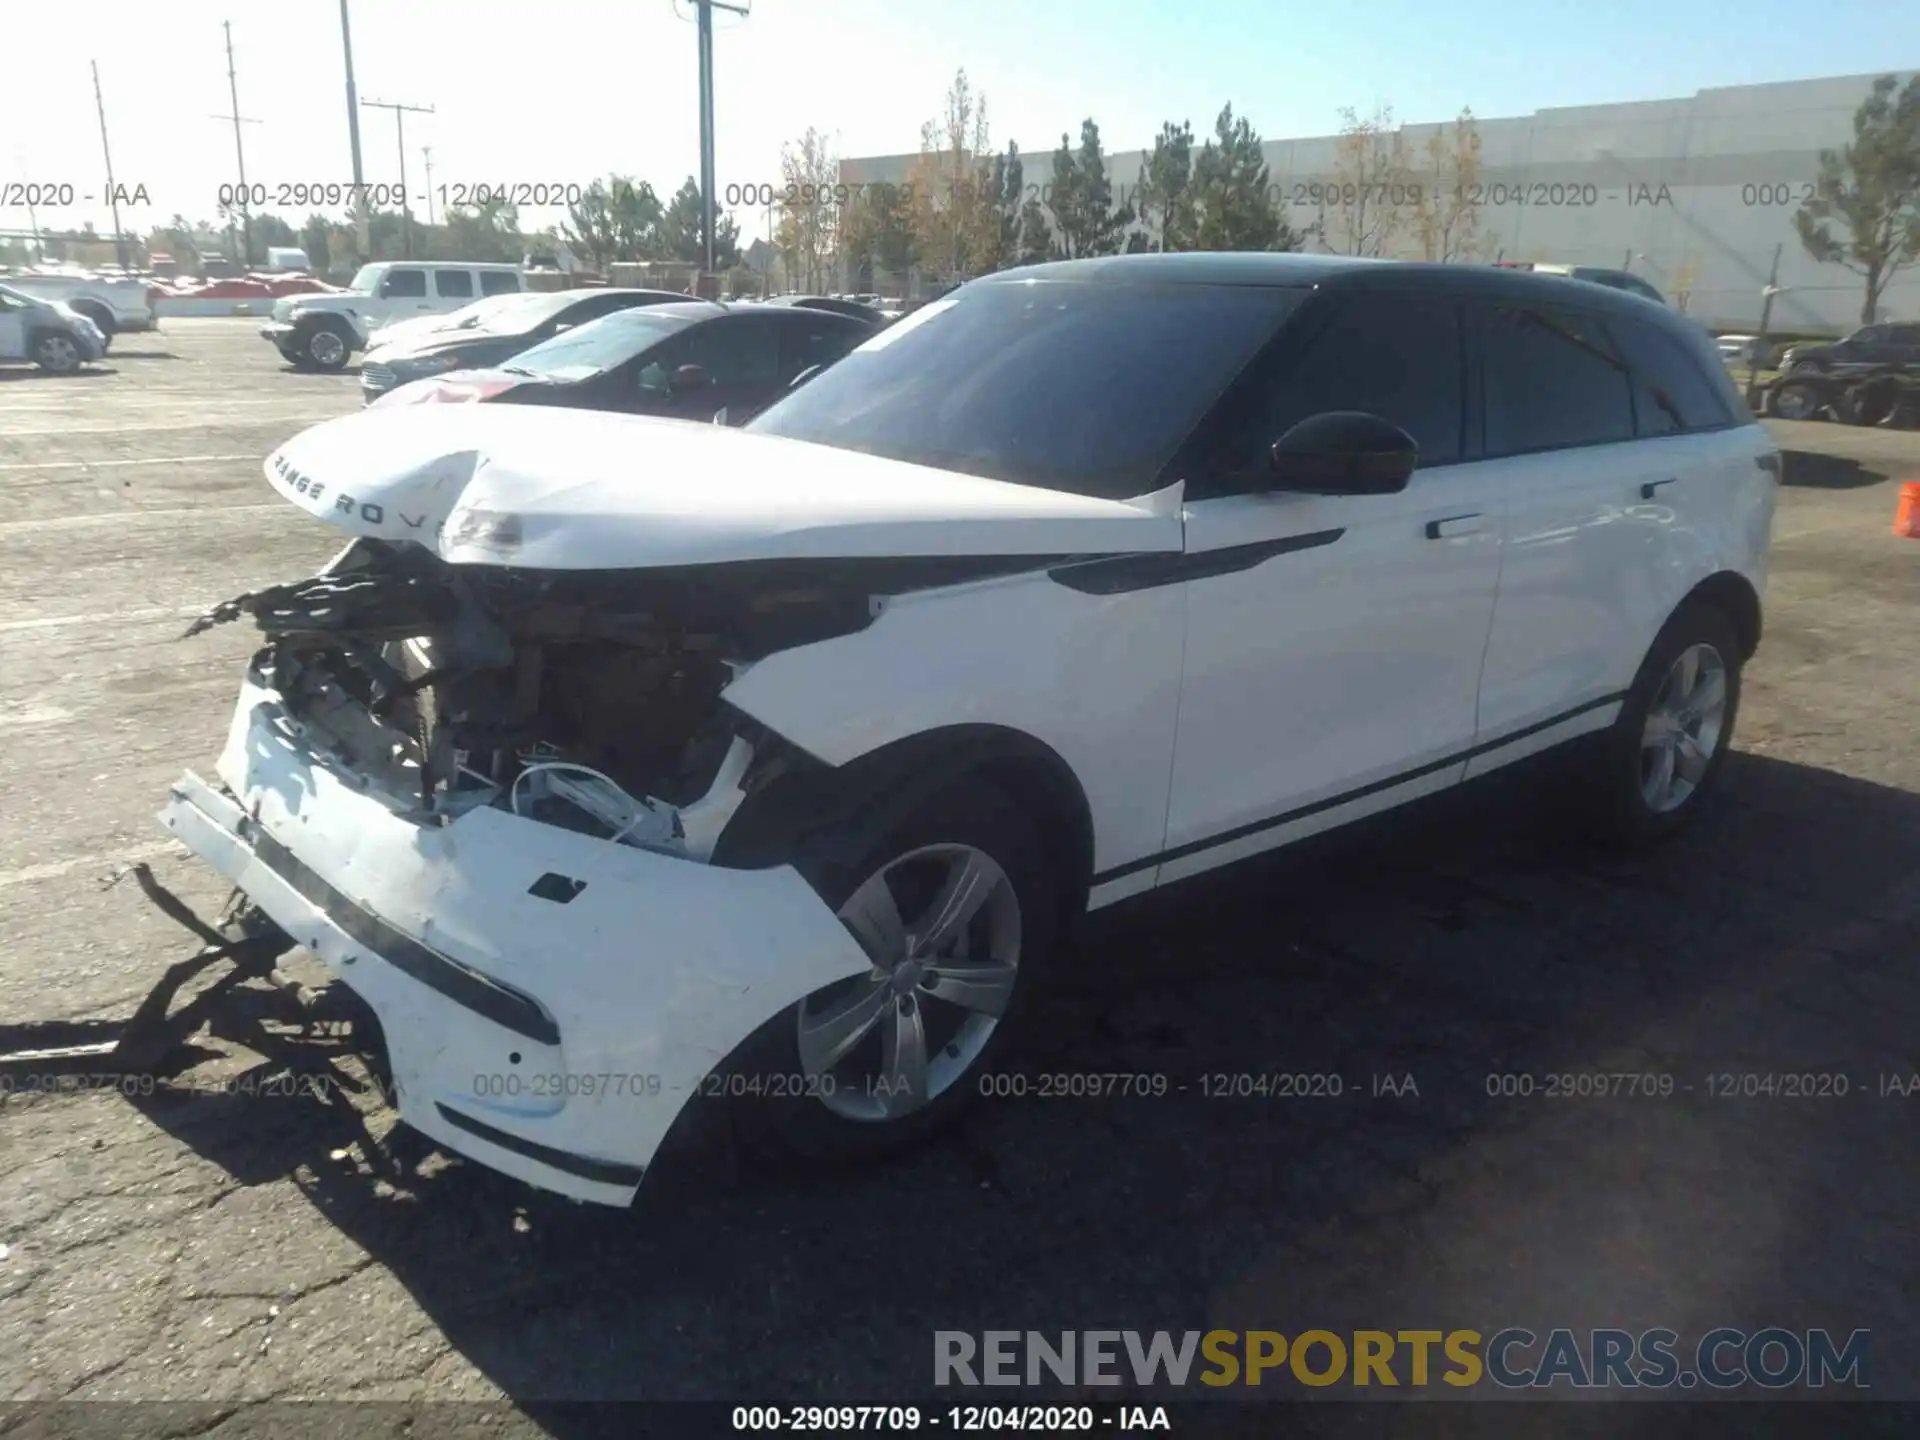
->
159, 668, 868, 1205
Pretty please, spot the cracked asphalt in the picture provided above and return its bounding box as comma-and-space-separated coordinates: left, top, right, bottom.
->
1, 322, 1917, 1431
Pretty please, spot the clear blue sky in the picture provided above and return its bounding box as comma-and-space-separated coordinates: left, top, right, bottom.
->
4, 0, 1911, 238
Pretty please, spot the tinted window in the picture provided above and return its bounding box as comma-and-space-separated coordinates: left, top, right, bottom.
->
1483, 304, 1635, 456
1851, 326, 1890, 345
780, 316, 868, 377
678, 317, 781, 385
381, 268, 427, 298
1890, 325, 1920, 345
479, 270, 521, 296
1609, 317, 1736, 435
748, 280, 1308, 498
434, 269, 473, 298
1210, 294, 1463, 475
507, 309, 704, 381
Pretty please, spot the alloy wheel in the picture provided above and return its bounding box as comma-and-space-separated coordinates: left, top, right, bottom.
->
1639, 643, 1729, 814
309, 330, 347, 367
797, 842, 1022, 1122
38, 336, 79, 373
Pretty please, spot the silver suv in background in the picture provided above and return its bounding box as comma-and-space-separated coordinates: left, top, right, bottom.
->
263, 263, 526, 371
0, 282, 108, 373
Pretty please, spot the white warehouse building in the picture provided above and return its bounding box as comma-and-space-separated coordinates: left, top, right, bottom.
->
838, 71, 1918, 334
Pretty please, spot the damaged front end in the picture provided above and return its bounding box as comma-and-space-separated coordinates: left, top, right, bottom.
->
185, 537, 881, 857
157, 539, 944, 1203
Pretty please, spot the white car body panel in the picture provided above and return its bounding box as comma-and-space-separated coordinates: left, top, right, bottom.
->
159, 674, 870, 1206
1161, 461, 1504, 877
722, 565, 1187, 907
1, 272, 154, 329
262, 407, 1187, 567
1469, 427, 1774, 777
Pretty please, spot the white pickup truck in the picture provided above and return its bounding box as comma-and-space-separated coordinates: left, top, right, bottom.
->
261, 261, 524, 371
0, 271, 158, 343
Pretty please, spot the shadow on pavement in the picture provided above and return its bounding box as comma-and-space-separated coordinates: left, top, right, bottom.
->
1779, 449, 1889, 489
125, 750, 1920, 1411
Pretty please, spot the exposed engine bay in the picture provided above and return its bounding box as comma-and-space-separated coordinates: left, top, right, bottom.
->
182, 538, 941, 857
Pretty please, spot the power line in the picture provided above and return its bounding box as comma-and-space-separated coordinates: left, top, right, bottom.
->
360, 97, 434, 259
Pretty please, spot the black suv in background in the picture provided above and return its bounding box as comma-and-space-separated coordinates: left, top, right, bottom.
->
1780, 323, 1920, 376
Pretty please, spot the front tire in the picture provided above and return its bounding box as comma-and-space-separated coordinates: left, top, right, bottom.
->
30, 331, 82, 374
729, 779, 1059, 1165
1582, 602, 1742, 847
1768, 378, 1826, 421
296, 319, 353, 372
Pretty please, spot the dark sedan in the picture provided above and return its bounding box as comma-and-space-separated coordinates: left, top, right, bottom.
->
357, 287, 690, 403
370, 300, 880, 422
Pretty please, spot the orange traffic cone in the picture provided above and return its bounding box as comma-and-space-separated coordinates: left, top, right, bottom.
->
1896, 481, 1920, 539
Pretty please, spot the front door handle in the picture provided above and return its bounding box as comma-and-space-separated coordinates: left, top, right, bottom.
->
1640, 478, 1678, 500
1425, 513, 1486, 540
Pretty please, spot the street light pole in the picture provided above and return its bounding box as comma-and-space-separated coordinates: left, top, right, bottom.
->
214, 21, 264, 267
687, 0, 748, 292
90, 61, 128, 271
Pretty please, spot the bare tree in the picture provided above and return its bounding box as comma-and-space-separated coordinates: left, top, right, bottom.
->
775, 127, 841, 294
1412, 108, 1487, 263
1328, 104, 1415, 257
905, 69, 997, 283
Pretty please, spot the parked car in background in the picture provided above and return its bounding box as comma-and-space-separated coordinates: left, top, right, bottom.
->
1780, 322, 1920, 376
0, 281, 109, 372
373, 299, 879, 422
359, 289, 692, 403
263, 262, 525, 372
1716, 334, 1766, 365
0, 270, 158, 342
772, 295, 893, 323
168, 253, 1775, 1206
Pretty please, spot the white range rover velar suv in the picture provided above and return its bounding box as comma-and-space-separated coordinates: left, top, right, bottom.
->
161, 254, 1778, 1205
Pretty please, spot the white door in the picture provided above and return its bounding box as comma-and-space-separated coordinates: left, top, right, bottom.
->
1158, 292, 1506, 887
1467, 300, 1673, 771
0, 305, 24, 360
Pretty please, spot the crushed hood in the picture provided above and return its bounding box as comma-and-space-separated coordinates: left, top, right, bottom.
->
262, 405, 1185, 570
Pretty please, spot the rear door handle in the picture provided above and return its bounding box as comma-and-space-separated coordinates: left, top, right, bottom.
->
1425, 513, 1486, 539
1640, 478, 1678, 500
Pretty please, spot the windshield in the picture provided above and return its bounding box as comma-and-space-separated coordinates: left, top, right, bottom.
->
505, 308, 703, 380
747, 279, 1306, 498
347, 264, 381, 295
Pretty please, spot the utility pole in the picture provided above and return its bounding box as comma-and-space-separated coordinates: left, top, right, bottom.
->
422, 146, 434, 226
684, 0, 748, 291
338, 0, 370, 259
212, 21, 263, 267
90, 62, 128, 272
360, 97, 433, 259
1747, 242, 1785, 409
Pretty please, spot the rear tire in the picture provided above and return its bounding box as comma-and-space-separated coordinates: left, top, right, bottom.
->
1581, 602, 1742, 848
726, 779, 1060, 1166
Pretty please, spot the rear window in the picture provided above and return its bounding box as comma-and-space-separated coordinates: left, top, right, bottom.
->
1482, 304, 1636, 456
748, 279, 1307, 498
1608, 316, 1738, 435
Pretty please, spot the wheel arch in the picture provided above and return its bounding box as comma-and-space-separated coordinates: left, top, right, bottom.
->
1681, 571, 1762, 662
712, 721, 1097, 921
68, 297, 115, 333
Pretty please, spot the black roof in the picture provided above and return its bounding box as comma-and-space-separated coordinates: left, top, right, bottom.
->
973, 250, 1698, 338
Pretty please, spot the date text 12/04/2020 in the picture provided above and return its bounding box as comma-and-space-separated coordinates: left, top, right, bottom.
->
724, 180, 1710, 211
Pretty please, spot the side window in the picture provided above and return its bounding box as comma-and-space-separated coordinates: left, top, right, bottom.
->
380, 268, 427, 298
683, 318, 781, 386
1608, 318, 1735, 435
1212, 294, 1464, 477
1889, 324, 1920, 347
479, 270, 521, 296
1482, 304, 1635, 457
1852, 325, 1890, 346
780, 318, 865, 377
434, 269, 474, 299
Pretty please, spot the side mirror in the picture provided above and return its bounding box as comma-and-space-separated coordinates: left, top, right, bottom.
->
672, 363, 711, 390
788, 363, 822, 391
1267, 412, 1417, 495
